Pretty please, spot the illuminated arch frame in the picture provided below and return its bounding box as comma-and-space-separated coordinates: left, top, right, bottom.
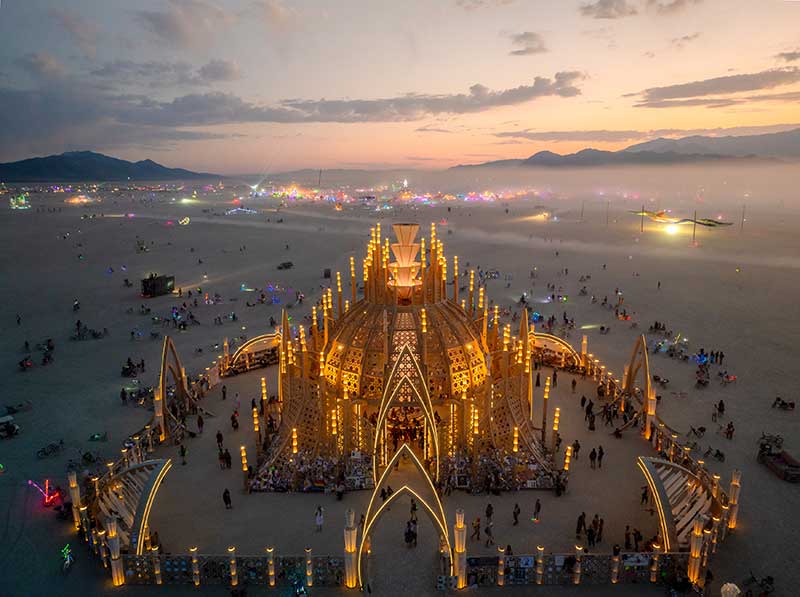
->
228, 332, 281, 370
373, 344, 440, 484
623, 334, 652, 407
529, 332, 581, 366
155, 336, 190, 441
132, 459, 174, 554
358, 444, 452, 589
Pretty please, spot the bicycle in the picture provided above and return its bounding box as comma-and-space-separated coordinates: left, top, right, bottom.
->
759, 433, 783, 449
740, 569, 775, 595
37, 439, 65, 459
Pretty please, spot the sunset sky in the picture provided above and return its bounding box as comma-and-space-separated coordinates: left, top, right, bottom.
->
1, 0, 800, 173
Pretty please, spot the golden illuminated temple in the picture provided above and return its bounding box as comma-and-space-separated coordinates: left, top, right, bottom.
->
223, 222, 589, 488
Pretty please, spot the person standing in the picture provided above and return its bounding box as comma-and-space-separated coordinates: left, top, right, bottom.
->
589, 448, 597, 469
571, 378, 577, 394
512, 503, 520, 526
222, 385, 227, 401
597, 446, 605, 468
197, 414, 204, 434
223, 488, 232, 509
624, 525, 631, 550
641, 486, 649, 505
216, 430, 224, 449
572, 440, 581, 460
597, 518, 604, 543
315, 506, 324, 532
533, 498, 541, 522
552, 370, 558, 387
470, 517, 481, 541
485, 503, 494, 523
224, 448, 232, 469
179, 443, 187, 466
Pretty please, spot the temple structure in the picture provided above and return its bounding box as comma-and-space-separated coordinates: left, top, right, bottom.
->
226, 223, 587, 490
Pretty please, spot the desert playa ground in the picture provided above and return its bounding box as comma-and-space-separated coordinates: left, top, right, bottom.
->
1, 167, 799, 596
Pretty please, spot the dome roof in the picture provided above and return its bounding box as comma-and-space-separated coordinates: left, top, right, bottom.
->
323, 299, 488, 402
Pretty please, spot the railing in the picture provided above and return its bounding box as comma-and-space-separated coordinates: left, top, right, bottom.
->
121, 553, 344, 586
466, 552, 689, 586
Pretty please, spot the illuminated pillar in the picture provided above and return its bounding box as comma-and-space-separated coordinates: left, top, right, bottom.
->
727, 470, 741, 530
718, 504, 730, 543
267, 547, 276, 587
350, 256, 357, 304
711, 474, 720, 499
453, 255, 459, 303
190, 547, 200, 586
253, 408, 261, 456
67, 471, 82, 530
541, 378, 550, 444
344, 510, 357, 588
644, 387, 657, 440
337, 271, 343, 318
292, 427, 298, 454
512, 426, 519, 453
536, 545, 544, 585
563, 445, 572, 471
228, 546, 238, 587
687, 517, 704, 582
305, 547, 313, 587
650, 552, 660, 583
453, 510, 467, 588
573, 545, 582, 584
611, 551, 620, 583
152, 546, 162, 585
497, 546, 505, 586
154, 387, 166, 441
240, 446, 249, 492
107, 517, 125, 586
468, 270, 475, 315
552, 407, 560, 452
580, 335, 588, 368
261, 376, 268, 416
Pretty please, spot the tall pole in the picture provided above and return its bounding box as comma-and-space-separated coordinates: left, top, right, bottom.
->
692, 210, 697, 245
606, 201, 609, 228
580, 200, 585, 222
740, 204, 746, 234
640, 204, 645, 233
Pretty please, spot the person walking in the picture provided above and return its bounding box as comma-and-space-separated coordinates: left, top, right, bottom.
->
224, 448, 232, 469
223, 488, 232, 509
179, 443, 187, 466
624, 525, 632, 550
533, 498, 541, 523
216, 430, 224, 449
572, 440, 581, 460
470, 517, 481, 541
571, 378, 577, 394
197, 413, 204, 434
410, 498, 418, 521
485, 503, 494, 523
640, 486, 649, 505
597, 446, 605, 468
218, 448, 226, 470
597, 518, 604, 543
576, 512, 586, 538
512, 503, 520, 526
315, 506, 324, 532
222, 385, 227, 401
589, 448, 597, 469
587, 526, 596, 547
552, 370, 558, 387
484, 521, 495, 547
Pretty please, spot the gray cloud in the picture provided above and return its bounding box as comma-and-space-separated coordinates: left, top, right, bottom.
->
635, 91, 800, 109
455, 0, 515, 10
90, 59, 241, 87
16, 52, 65, 79
635, 67, 800, 102
197, 60, 242, 82
579, 0, 638, 19
415, 126, 456, 134
494, 123, 800, 143
647, 0, 702, 15
0, 74, 584, 158
255, 0, 299, 30
135, 0, 237, 48
776, 50, 800, 63
671, 32, 700, 48
508, 32, 548, 56
50, 8, 99, 60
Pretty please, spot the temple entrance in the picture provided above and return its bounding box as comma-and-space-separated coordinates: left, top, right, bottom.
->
385, 405, 428, 461
365, 492, 443, 593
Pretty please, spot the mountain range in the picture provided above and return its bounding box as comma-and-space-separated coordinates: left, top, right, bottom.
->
454, 127, 800, 169
0, 151, 217, 182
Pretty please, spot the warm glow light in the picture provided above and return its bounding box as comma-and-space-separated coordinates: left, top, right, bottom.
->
665, 224, 679, 235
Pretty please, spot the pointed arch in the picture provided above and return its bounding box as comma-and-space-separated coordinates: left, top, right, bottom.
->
155, 336, 191, 441
373, 344, 440, 483
227, 332, 281, 374
623, 334, 652, 403
358, 444, 452, 588
529, 332, 581, 367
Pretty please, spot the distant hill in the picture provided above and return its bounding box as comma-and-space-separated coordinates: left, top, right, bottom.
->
624, 127, 800, 158
0, 151, 218, 182
452, 149, 743, 169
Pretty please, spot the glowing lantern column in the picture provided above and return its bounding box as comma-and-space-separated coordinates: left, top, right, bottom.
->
727, 470, 742, 530
67, 471, 82, 530
644, 387, 657, 440
106, 516, 125, 586
453, 509, 467, 589
344, 510, 357, 588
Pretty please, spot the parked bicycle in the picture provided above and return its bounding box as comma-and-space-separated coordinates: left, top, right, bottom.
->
37, 439, 65, 459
